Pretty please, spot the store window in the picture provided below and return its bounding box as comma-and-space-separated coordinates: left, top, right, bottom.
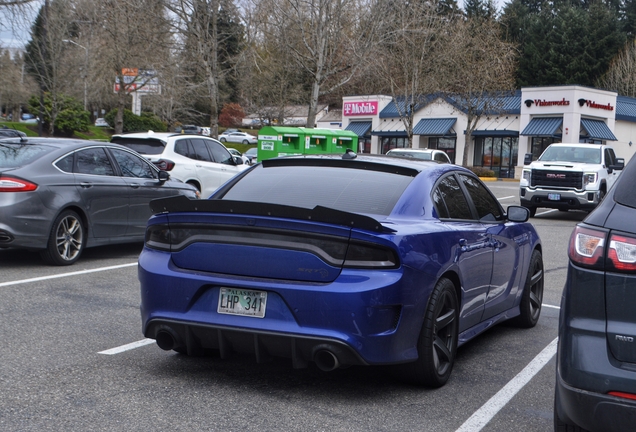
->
473, 136, 518, 178
429, 137, 457, 163
381, 137, 408, 154
530, 137, 558, 160
359, 137, 371, 153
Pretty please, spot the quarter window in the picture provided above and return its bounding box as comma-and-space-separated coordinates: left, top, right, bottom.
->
433, 175, 472, 220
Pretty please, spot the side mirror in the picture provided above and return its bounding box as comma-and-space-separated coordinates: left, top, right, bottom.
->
507, 205, 530, 222
610, 158, 625, 171
234, 156, 244, 165
523, 153, 533, 165
158, 170, 170, 182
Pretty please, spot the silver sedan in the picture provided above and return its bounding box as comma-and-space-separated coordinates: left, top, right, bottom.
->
0, 137, 198, 265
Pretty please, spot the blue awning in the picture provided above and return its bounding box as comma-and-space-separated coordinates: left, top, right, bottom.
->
471, 130, 519, 137
371, 119, 407, 137
520, 117, 563, 137
580, 118, 617, 141
413, 118, 456, 136
345, 121, 372, 137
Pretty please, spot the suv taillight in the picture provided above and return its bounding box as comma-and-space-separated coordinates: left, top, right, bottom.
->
608, 234, 636, 272
154, 159, 175, 171
568, 225, 606, 269
569, 225, 636, 273
0, 176, 38, 192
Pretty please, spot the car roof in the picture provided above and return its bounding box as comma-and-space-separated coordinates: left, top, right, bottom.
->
110, 131, 220, 142
387, 148, 436, 153
0, 136, 100, 147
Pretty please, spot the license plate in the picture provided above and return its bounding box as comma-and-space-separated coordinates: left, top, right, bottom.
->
548, 193, 561, 201
218, 288, 267, 318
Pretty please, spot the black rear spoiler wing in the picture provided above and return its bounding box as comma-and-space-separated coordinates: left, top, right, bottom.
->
150, 195, 395, 233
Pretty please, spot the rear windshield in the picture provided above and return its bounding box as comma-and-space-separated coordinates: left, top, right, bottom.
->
220, 164, 412, 216
0, 143, 55, 168
110, 137, 165, 155
614, 156, 636, 209
539, 146, 600, 164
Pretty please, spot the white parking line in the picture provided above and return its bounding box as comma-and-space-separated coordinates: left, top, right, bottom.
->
455, 337, 558, 432
98, 338, 156, 355
0, 262, 137, 288
496, 196, 515, 201
542, 303, 560, 310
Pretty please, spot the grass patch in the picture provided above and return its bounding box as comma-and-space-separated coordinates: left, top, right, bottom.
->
0, 121, 39, 136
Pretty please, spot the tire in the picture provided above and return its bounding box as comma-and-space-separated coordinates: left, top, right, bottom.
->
392, 278, 458, 387
186, 181, 201, 192
524, 205, 537, 217
40, 210, 85, 266
598, 187, 606, 203
511, 249, 544, 328
242, 139, 249, 144
220, 137, 226, 143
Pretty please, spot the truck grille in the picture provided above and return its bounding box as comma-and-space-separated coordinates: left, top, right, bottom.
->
531, 170, 583, 189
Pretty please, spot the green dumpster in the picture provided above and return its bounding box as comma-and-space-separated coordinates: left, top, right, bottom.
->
329, 130, 359, 153
303, 128, 333, 155
256, 126, 306, 162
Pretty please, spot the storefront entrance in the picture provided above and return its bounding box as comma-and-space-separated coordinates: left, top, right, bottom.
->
473, 136, 519, 178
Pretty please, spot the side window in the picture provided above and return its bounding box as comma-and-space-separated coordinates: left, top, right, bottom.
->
110, 148, 157, 179
75, 148, 115, 176
459, 174, 503, 222
55, 153, 74, 173
174, 139, 193, 159
190, 139, 213, 162
605, 148, 616, 166
433, 175, 473, 220
207, 140, 233, 164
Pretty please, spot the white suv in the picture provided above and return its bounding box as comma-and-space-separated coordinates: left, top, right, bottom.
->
111, 131, 249, 198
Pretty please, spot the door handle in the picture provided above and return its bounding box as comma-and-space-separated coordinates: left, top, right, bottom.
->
79, 182, 92, 188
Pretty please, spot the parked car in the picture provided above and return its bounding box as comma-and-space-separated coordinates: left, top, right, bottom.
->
226, 147, 250, 165
244, 146, 257, 164
175, 125, 203, 135
20, 113, 37, 124
218, 131, 258, 145
94, 118, 109, 127
386, 148, 452, 164
554, 152, 636, 431
0, 127, 26, 138
0, 137, 198, 266
139, 152, 543, 387
110, 132, 249, 198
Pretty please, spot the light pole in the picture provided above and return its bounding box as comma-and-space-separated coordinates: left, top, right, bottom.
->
62, 39, 88, 111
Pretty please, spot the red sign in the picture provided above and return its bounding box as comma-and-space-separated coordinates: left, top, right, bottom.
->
122, 68, 138, 76
580, 99, 614, 111
343, 101, 378, 116
533, 98, 570, 107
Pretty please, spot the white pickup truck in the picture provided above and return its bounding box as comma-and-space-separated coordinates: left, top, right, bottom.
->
519, 143, 624, 217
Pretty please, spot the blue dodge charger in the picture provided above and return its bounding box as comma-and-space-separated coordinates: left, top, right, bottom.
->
139, 152, 543, 387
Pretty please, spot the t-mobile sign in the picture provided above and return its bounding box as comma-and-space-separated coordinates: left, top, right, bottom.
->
343, 101, 378, 116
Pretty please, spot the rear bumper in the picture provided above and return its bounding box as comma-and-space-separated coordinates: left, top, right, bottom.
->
139, 247, 433, 367
555, 368, 636, 432
520, 186, 599, 210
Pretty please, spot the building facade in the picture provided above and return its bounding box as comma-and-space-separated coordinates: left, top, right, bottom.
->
342, 86, 636, 178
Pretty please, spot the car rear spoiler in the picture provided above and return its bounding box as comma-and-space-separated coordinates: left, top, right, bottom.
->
149, 195, 395, 233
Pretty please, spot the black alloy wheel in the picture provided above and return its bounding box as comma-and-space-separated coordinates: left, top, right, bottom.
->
511, 249, 544, 328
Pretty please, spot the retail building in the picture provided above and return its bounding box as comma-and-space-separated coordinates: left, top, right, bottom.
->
342, 85, 636, 179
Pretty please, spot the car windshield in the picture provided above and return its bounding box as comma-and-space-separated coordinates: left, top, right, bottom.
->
220, 164, 413, 216
389, 151, 432, 160
0, 143, 56, 168
110, 137, 165, 155
539, 146, 601, 164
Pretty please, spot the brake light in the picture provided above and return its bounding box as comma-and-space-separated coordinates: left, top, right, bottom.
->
608, 234, 636, 272
568, 225, 606, 269
609, 391, 636, 401
0, 176, 38, 192
154, 159, 175, 171
344, 241, 399, 269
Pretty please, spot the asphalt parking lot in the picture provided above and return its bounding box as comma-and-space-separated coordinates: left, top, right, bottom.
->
0, 180, 581, 431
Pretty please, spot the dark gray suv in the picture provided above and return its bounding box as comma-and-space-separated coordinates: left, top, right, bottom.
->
555, 153, 636, 431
